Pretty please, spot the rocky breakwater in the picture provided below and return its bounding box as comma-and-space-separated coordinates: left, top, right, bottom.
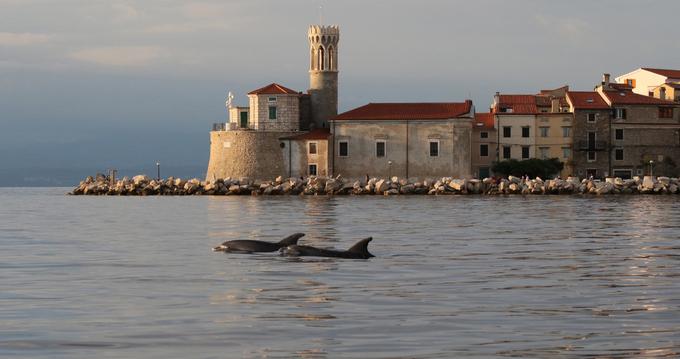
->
69, 174, 680, 196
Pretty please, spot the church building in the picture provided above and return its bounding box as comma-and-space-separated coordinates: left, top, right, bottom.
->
205, 24, 473, 182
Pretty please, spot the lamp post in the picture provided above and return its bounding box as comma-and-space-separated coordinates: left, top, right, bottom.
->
156, 162, 161, 181
388, 160, 393, 180
649, 160, 654, 177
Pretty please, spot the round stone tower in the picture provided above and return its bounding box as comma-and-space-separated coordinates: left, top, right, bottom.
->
308, 25, 339, 129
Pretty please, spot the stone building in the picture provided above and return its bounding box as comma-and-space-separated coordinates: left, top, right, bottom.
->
597, 76, 680, 178
205, 25, 339, 182
566, 74, 680, 179
566, 90, 613, 179
330, 102, 474, 180
471, 112, 496, 179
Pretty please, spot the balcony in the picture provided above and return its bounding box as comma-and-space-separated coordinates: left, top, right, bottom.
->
576, 140, 608, 151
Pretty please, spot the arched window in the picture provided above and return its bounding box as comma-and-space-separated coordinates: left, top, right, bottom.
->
319, 46, 325, 71
328, 46, 334, 70
311, 47, 316, 70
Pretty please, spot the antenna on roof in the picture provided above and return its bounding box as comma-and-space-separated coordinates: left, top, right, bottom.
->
318, 0, 324, 24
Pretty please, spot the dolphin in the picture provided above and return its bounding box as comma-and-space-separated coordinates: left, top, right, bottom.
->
280, 237, 374, 259
213, 233, 305, 253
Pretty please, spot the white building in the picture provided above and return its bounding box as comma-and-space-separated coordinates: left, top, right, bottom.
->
615, 68, 680, 97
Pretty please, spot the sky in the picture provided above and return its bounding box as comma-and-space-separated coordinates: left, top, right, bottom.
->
1, 0, 680, 185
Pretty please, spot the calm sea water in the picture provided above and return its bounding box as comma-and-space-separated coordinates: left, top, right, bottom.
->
1, 188, 679, 358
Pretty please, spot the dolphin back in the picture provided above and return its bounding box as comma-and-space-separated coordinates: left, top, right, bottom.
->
278, 233, 305, 247
347, 237, 374, 258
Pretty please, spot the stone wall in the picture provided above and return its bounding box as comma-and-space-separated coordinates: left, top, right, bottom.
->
249, 94, 300, 132
572, 109, 611, 178
205, 131, 297, 181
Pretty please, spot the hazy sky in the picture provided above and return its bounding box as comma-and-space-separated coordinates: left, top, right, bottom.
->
2, 0, 680, 185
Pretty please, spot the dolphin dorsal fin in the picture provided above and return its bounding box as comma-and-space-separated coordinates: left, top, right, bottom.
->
348, 237, 373, 255
278, 233, 305, 246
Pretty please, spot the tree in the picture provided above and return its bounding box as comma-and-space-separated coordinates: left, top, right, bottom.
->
492, 158, 564, 179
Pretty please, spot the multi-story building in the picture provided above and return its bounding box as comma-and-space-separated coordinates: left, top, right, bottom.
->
492, 94, 537, 162
471, 113, 496, 179
567, 74, 680, 179
491, 91, 573, 177
566, 90, 613, 179
598, 77, 680, 178
330, 102, 474, 180
615, 68, 680, 97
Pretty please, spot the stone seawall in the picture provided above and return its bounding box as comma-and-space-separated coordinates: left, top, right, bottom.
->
70, 174, 680, 196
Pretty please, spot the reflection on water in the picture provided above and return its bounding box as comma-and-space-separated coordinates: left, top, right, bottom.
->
1, 188, 679, 358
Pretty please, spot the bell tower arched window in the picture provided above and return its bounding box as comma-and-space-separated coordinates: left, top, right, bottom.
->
328, 46, 334, 70
319, 46, 325, 71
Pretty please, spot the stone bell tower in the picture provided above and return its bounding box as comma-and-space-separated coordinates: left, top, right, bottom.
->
308, 25, 339, 129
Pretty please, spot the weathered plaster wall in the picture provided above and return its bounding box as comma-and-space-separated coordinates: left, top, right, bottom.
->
331, 120, 472, 181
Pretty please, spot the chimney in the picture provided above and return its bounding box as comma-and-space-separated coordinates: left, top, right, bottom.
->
603, 73, 611, 85
493, 91, 500, 111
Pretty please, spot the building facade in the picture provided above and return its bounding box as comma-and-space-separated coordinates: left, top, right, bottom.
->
330, 102, 474, 180
471, 113, 496, 179
615, 68, 680, 97
566, 91, 613, 179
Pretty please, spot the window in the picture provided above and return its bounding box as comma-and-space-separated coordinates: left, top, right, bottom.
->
659, 107, 673, 118
626, 79, 636, 88
588, 131, 596, 148
308, 142, 317, 155
338, 141, 348, 157
615, 129, 624, 141
503, 146, 511, 159
521, 146, 530, 159
480, 144, 489, 157
562, 147, 571, 159
539, 127, 549, 137
587, 113, 596, 123
522, 127, 530, 138
268, 96, 277, 102
539, 147, 549, 159
429, 141, 439, 157
562, 127, 571, 138
375, 141, 386, 157
587, 151, 596, 162
614, 108, 627, 119
503, 126, 511, 138
308, 164, 317, 176
615, 148, 624, 161
480, 132, 488, 139
268, 106, 277, 120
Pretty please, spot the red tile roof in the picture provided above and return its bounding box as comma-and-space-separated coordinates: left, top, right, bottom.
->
474, 112, 494, 129
333, 101, 473, 121
280, 128, 331, 141
248, 83, 299, 95
566, 91, 610, 110
601, 90, 677, 106
642, 68, 680, 79
495, 94, 538, 114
